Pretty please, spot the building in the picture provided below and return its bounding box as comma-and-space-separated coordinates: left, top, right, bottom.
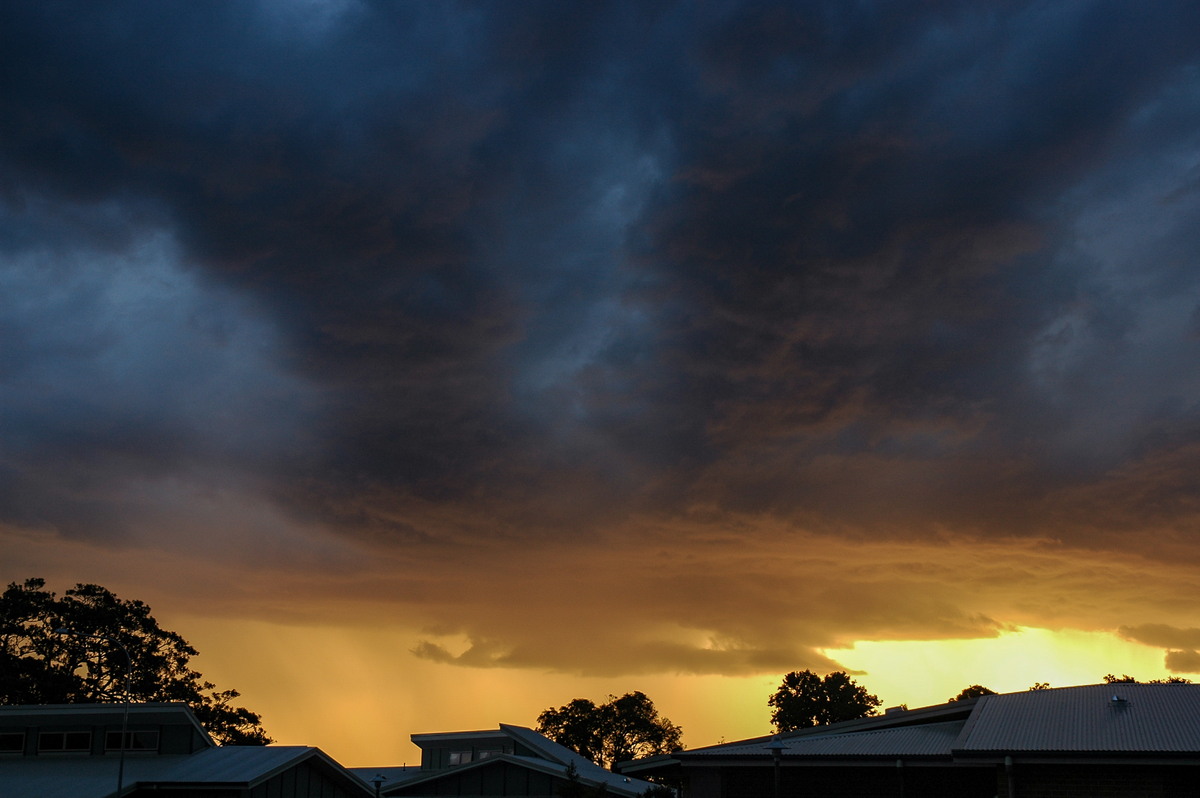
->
353, 723, 660, 798
619, 683, 1200, 798
0, 702, 374, 798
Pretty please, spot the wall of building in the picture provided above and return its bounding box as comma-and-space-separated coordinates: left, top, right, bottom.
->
391, 760, 562, 797
248, 759, 367, 798
997, 762, 1198, 798
683, 763, 998, 798
419, 735, 514, 770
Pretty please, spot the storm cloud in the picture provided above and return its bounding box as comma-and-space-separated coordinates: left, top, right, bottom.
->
3, 0, 1200, 683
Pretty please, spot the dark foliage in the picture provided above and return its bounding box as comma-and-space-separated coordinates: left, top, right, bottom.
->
1104, 673, 1191, 684
949, 684, 997, 701
0, 578, 271, 745
538, 691, 683, 770
768, 670, 881, 732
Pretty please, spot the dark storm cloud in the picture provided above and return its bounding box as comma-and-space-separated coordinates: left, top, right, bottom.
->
3, 1, 1200, 675
629, 1, 1200, 540
1166, 650, 1200, 673
1125, 619, 1200, 676
1120, 624, 1200, 650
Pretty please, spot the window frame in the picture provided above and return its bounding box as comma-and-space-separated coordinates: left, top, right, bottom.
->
37, 730, 92, 753
104, 729, 160, 752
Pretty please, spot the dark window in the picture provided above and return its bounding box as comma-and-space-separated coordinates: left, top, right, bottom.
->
38, 731, 91, 752
105, 730, 159, 752
449, 750, 473, 765
0, 732, 24, 753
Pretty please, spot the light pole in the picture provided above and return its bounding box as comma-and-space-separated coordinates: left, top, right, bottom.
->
765, 736, 786, 798
56, 629, 132, 798
370, 772, 387, 797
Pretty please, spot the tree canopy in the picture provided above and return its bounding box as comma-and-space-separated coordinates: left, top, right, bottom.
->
536, 691, 682, 770
1104, 673, 1191, 684
949, 684, 997, 701
0, 578, 271, 745
768, 670, 882, 732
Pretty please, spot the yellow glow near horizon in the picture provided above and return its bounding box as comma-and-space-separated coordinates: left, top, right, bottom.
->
821, 626, 1175, 709
179, 617, 1183, 767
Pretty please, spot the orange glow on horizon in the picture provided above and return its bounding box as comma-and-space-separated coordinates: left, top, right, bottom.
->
9, 521, 1199, 768
181, 618, 1181, 768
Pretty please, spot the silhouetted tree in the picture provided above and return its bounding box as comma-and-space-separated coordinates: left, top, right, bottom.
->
0, 578, 271, 745
1028, 682, 1051, 690
1104, 673, 1191, 684
540, 698, 606, 764
538, 691, 682, 770
768, 670, 881, 732
949, 684, 996, 702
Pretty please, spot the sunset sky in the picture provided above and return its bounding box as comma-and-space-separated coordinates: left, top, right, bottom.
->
3, 0, 1200, 768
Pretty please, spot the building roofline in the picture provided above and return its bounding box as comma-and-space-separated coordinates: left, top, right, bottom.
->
0, 701, 193, 714
410, 729, 509, 743
0, 701, 215, 748
678, 697, 979, 756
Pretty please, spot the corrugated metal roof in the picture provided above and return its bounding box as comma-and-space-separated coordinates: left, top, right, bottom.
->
667, 684, 1200, 767
0, 756, 125, 798
682, 721, 964, 759
500, 724, 599, 770
0, 745, 368, 798
499, 724, 659, 796
680, 699, 976, 756
145, 745, 322, 782
956, 683, 1200, 753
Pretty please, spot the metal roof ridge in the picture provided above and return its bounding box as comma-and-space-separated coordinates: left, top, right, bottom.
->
950, 692, 992, 751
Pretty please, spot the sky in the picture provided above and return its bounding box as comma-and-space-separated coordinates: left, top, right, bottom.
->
2, 0, 1200, 768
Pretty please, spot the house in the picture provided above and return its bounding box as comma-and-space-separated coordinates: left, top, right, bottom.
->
618, 683, 1200, 798
351, 723, 660, 798
0, 702, 374, 798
